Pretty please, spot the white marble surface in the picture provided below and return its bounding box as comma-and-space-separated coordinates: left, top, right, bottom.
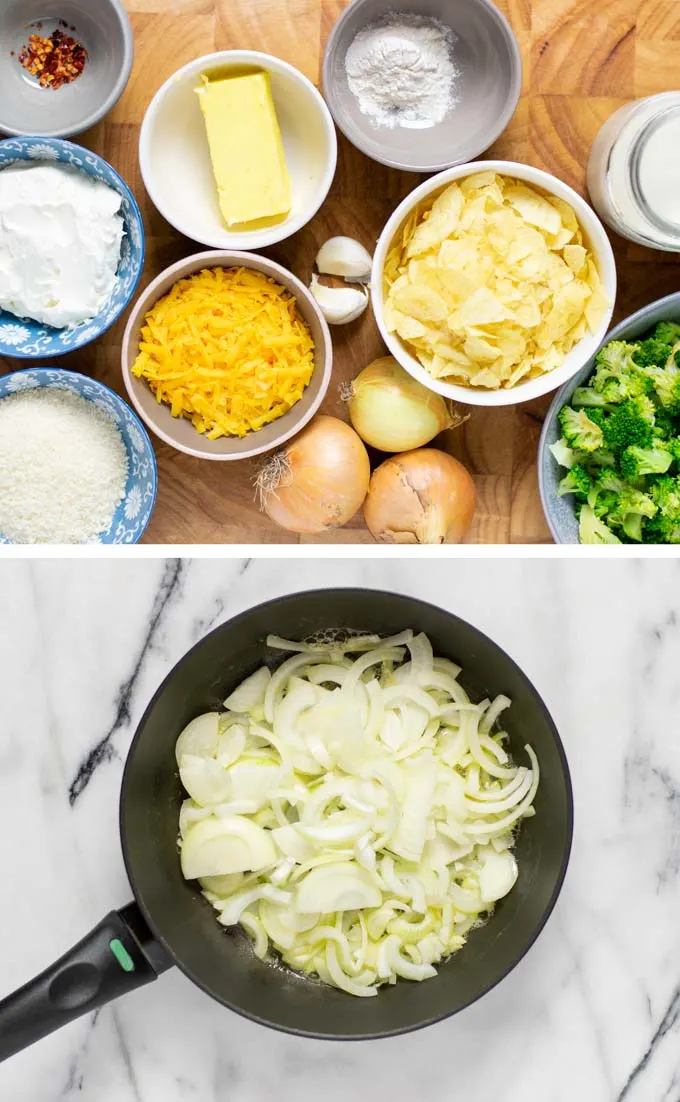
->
1, 557, 679, 1102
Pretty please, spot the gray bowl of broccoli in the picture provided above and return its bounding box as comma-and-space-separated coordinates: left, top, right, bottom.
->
539, 291, 680, 544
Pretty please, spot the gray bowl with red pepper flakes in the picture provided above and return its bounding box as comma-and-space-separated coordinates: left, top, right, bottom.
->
0, 0, 133, 138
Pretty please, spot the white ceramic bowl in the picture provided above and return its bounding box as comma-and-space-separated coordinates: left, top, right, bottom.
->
121, 250, 333, 461
372, 160, 617, 407
139, 51, 338, 252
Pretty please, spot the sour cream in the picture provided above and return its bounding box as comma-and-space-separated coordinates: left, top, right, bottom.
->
0, 163, 124, 329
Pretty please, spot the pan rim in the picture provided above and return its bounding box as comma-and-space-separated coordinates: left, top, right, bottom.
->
119, 586, 574, 1041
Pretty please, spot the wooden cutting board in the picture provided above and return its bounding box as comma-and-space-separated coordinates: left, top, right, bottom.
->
2, 0, 679, 544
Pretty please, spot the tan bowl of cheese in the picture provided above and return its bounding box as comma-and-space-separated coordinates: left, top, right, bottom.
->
121, 250, 333, 461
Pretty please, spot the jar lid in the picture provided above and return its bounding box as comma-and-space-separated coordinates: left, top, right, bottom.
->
631, 104, 680, 234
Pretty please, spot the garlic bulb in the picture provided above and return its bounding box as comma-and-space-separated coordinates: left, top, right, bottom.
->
309, 274, 368, 325
315, 236, 373, 282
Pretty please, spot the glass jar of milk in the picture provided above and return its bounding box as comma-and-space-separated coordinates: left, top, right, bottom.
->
587, 93, 680, 251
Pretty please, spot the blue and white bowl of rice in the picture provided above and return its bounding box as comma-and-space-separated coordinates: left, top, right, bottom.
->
0, 370, 157, 544
0, 136, 145, 359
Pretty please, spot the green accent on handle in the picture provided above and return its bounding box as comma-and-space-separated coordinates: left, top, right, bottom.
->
109, 938, 135, 973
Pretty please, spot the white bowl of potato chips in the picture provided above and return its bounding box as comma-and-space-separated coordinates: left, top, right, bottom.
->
372, 162, 616, 406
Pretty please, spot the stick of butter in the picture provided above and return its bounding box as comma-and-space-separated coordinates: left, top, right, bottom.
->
197, 71, 292, 228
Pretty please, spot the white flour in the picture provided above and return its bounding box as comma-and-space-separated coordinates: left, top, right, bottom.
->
344, 12, 458, 130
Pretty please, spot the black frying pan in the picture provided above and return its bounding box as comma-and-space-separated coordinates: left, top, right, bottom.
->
0, 589, 573, 1059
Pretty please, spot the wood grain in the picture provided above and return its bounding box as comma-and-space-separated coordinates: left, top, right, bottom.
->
2, 0, 680, 544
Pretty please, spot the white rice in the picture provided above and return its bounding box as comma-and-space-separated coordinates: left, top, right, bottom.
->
0, 388, 129, 543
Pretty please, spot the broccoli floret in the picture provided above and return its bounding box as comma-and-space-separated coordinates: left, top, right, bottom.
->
558, 407, 604, 453
644, 517, 680, 543
590, 340, 646, 403
632, 337, 673, 369
579, 504, 621, 545
619, 444, 674, 480
585, 469, 623, 519
571, 387, 609, 408
651, 475, 680, 516
607, 486, 657, 542
588, 449, 617, 468
586, 407, 607, 428
596, 469, 624, 494
549, 438, 587, 470
601, 400, 654, 452
623, 514, 645, 541
593, 340, 635, 374
668, 438, 680, 465
652, 321, 680, 346
647, 476, 680, 545
644, 479, 680, 541
600, 372, 651, 404
633, 395, 657, 424
652, 409, 678, 440
586, 488, 617, 519
558, 464, 592, 498
644, 366, 680, 413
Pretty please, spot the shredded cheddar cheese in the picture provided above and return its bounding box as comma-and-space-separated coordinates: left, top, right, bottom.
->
131, 267, 316, 439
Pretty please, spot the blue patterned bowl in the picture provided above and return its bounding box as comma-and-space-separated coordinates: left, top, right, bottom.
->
0, 368, 157, 543
0, 136, 145, 359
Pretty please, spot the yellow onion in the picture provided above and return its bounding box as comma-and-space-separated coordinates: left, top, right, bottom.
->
364, 448, 476, 544
347, 357, 461, 453
256, 416, 370, 534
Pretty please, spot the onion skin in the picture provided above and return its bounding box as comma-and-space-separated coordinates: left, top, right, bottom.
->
348, 356, 454, 453
363, 448, 476, 544
258, 416, 370, 534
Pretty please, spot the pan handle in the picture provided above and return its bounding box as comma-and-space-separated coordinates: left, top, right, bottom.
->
0, 902, 171, 1062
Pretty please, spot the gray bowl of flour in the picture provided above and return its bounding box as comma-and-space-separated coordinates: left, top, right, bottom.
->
322, 0, 521, 173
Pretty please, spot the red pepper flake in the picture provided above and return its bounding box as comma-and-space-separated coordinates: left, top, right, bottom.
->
18, 26, 88, 90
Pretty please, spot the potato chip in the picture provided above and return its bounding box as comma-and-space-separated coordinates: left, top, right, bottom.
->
456, 287, 513, 327
382, 300, 401, 332
548, 226, 575, 250
406, 183, 464, 258
436, 268, 478, 301
407, 258, 445, 293
514, 298, 543, 328
585, 285, 609, 331
393, 284, 449, 323
546, 253, 575, 289
384, 172, 608, 390
470, 367, 503, 389
460, 171, 499, 192
563, 244, 587, 274
505, 185, 562, 235
506, 357, 532, 386
534, 347, 564, 375
459, 194, 496, 233
433, 343, 473, 366
395, 314, 428, 341
564, 317, 588, 345
401, 209, 419, 250
547, 197, 579, 234
383, 247, 402, 286
463, 333, 501, 362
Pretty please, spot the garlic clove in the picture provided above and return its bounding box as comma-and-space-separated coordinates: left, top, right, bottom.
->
309, 274, 369, 326
315, 236, 373, 282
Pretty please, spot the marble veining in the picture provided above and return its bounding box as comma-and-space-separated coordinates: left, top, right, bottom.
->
1, 558, 679, 1102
